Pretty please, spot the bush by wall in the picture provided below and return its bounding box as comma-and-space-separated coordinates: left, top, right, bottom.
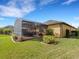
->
43, 35, 58, 44
46, 29, 54, 35
77, 31, 79, 39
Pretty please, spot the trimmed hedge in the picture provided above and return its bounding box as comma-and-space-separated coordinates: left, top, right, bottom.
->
43, 35, 58, 44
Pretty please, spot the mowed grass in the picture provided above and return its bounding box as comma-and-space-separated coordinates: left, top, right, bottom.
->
0, 35, 79, 59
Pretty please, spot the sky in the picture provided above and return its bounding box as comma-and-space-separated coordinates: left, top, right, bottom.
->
0, 0, 79, 28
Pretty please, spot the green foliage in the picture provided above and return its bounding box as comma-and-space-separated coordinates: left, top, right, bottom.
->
43, 35, 57, 44
77, 30, 79, 39
12, 34, 18, 41
0, 28, 4, 34
3, 28, 12, 35
0, 28, 12, 35
46, 29, 54, 35
76, 28, 79, 39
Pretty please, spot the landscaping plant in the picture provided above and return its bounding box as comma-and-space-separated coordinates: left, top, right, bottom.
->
43, 35, 56, 44
43, 29, 58, 44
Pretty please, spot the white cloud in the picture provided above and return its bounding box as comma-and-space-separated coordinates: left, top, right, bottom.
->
0, 6, 23, 17
0, 0, 36, 17
74, 16, 79, 20
0, 25, 5, 28
62, 0, 77, 5
0, 17, 5, 20
40, 0, 55, 6
70, 16, 79, 28
71, 23, 79, 28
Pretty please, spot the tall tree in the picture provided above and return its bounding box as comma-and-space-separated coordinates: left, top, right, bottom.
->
0, 28, 3, 34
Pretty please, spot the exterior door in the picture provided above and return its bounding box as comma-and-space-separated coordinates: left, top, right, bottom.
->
66, 29, 70, 38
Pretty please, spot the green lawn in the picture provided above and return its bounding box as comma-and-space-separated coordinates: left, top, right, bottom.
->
0, 35, 79, 59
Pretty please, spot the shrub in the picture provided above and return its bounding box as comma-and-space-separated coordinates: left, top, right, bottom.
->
13, 36, 17, 40
76, 28, 79, 39
46, 29, 54, 35
12, 33, 17, 41
43, 35, 58, 44
77, 31, 79, 39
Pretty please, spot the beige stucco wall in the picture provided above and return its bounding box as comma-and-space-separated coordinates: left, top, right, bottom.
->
48, 24, 61, 37
48, 23, 76, 37
60, 24, 76, 37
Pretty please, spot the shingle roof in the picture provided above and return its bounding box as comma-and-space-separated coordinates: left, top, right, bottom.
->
45, 20, 64, 25
44, 20, 76, 29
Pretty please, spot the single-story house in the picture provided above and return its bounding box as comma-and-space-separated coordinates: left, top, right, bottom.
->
14, 19, 77, 41
45, 20, 77, 38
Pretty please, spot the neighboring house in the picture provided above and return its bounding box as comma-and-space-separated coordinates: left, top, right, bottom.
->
45, 20, 77, 38
14, 19, 77, 40
14, 19, 47, 40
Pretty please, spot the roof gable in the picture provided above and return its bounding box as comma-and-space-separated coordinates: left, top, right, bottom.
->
45, 20, 76, 29
45, 20, 64, 25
